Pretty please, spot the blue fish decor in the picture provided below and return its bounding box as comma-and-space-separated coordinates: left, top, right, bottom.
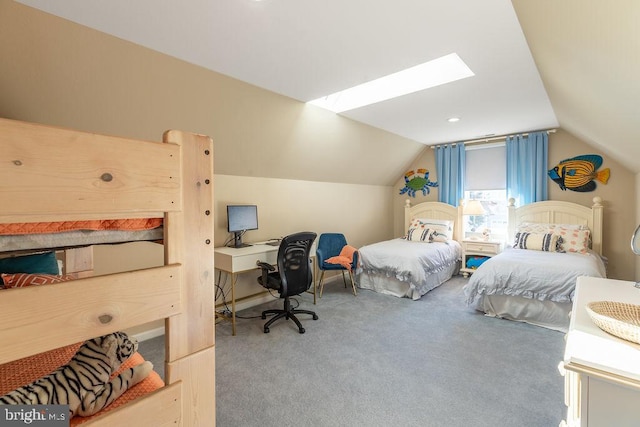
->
548, 154, 610, 192
399, 169, 438, 197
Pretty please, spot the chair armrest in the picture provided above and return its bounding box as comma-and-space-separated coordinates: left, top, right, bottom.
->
316, 248, 326, 264
256, 261, 275, 271
256, 261, 276, 289
351, 250, 359, 269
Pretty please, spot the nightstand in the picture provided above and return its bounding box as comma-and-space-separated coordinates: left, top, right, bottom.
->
460, 240, 503, 277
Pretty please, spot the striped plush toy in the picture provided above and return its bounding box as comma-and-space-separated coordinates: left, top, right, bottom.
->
0, 332, 152, 418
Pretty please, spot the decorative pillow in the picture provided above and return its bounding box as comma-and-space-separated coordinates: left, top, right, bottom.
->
554, 228, 591, 254
513, 232, 559, 252
0, 251, 59, 275
406, 227, 432, 242
516, 222, 587, 234
1, 273, 75, 289
407, 218, 453, 241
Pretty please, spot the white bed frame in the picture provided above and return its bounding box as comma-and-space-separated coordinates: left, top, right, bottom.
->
507, 196, 603, 255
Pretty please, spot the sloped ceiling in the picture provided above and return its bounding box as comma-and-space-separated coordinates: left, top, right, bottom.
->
512, 0, 640, 174
13, 0, 640, 174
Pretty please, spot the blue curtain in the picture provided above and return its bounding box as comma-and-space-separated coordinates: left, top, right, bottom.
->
435, 143, 465, 206
506, 132, 548, 205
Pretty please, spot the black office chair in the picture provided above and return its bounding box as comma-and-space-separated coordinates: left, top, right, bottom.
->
256, 231, 318, 334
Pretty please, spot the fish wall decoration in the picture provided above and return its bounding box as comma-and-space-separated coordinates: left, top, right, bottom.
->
548, 154, 610, 192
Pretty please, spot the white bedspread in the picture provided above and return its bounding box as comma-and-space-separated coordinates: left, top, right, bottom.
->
464, 247, 606, 305
358, 238, 461, 297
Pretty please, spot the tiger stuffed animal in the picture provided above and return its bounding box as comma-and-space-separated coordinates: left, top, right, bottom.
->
0, 331, 152, 418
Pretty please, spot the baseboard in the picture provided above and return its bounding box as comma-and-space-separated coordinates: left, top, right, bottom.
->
131, 326, 165, 342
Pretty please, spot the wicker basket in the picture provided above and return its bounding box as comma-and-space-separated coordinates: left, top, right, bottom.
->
586, 301, 640, 344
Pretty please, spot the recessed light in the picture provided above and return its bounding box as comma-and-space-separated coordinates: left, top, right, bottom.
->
308, 53, 474, 113
447, 117, 460, 123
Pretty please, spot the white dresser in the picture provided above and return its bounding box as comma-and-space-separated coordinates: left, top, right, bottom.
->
562, 276, 640, 426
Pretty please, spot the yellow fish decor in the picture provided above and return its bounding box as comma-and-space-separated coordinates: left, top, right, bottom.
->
399, 168, 438, 197
548, 154, 610, 192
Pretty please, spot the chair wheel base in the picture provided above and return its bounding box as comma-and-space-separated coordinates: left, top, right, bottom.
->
313, 314, 318, 320
264, 327, 270, 333
299, 328, 305, 334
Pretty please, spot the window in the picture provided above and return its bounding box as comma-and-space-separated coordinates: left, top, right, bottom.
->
464, 144, 508, 242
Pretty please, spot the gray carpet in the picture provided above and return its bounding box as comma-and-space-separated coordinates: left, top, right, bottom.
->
140, 276, 567, 427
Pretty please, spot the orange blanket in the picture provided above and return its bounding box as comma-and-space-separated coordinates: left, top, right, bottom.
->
0, 343, 164, 425
0, 218, 163, 236
325, 245, 358, 270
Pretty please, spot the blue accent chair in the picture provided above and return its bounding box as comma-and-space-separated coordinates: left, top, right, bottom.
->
316, 233, 358, 297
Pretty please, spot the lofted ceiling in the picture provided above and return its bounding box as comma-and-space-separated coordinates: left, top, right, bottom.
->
15, 0, 640, 173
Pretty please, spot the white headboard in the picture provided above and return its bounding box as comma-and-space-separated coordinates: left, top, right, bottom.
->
404, 200, 463, 242
507, 197, 604, 255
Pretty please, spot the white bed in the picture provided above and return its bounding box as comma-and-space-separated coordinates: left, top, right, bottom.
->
463, 197, 606, 332
357, 200, 462, 300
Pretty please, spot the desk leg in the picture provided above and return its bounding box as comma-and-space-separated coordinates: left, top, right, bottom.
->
231, 272, 237, 336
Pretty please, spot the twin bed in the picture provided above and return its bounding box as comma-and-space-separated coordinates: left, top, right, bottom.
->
357, 200, 463, 300
357, 197, 606, 332
0, 118, 215, 425
463, 197, 605, 332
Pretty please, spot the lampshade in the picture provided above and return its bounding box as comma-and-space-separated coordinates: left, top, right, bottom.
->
463, 200, 486, 216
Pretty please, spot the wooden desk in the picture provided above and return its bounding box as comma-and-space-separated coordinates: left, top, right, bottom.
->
214, 242, 316, 335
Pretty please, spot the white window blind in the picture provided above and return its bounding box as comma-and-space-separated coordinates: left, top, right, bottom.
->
465, 144, 506, 190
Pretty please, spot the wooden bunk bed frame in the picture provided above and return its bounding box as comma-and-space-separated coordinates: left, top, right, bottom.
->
0, 118, 215, 426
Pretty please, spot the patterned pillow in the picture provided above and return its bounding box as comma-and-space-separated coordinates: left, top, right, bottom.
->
554, 228, 591, 254
516, 222, 587, 234
513, 232, 559, 252
407, 218, 453, 241
406, 227, 432, 242
1, 273, 75, 289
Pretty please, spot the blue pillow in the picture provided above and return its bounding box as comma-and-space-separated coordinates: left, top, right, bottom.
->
0, 251, 59, 275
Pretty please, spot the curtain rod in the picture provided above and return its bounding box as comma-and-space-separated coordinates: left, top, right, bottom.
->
430, 128, 556, 149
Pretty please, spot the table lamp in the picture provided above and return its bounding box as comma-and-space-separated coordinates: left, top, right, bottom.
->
463, 199, 487, 240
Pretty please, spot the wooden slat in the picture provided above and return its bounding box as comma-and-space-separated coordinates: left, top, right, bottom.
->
0, 265, 182, 364
0, 118, 181, 218
166, 346, 216, 427
164, 130, 215, 361
61, 247, 94, 275
82, 382, 182, 427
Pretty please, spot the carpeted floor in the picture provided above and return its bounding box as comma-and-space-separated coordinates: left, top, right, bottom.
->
140, 275, 567, 427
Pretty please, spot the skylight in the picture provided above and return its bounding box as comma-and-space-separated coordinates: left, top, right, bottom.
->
308, 53, 474, 113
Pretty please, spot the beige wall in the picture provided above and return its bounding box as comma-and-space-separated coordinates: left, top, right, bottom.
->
392, 130, 637, 281
0, 1, 423, 187
214, 175, 393, 299
1, 1, 637, 292
0, 2, 402, 305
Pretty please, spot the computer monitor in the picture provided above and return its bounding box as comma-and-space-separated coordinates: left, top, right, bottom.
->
227, 205, 258, 248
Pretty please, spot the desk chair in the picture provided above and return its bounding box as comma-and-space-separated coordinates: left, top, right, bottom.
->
256, 231, 318, 334
316, 233, 358, 297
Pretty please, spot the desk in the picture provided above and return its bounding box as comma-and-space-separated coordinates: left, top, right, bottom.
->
562, 277, 640, 426
214, 242, 316, 335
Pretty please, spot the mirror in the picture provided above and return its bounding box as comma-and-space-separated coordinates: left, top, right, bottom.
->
631, 225, 640, 255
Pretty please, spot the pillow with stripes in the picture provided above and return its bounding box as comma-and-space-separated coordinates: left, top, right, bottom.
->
513, 232, 559, 252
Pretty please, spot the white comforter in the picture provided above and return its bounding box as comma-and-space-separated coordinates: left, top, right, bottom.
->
464, 247, 606, 305
358, 238, 461, 295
